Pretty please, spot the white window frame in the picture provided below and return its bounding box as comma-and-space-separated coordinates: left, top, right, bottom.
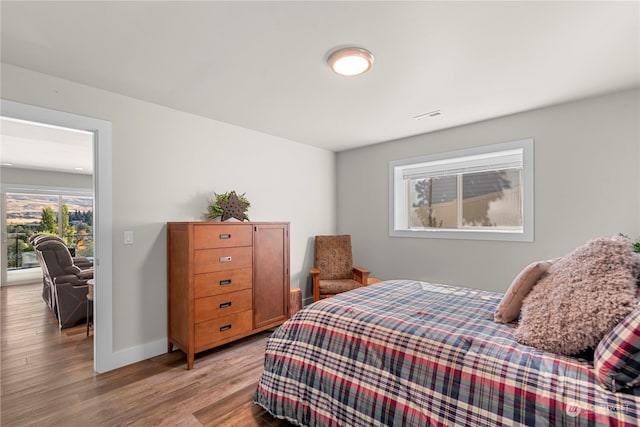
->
389, 138, 534, 242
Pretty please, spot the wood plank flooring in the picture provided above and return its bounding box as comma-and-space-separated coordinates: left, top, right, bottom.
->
1, 283, 291, 426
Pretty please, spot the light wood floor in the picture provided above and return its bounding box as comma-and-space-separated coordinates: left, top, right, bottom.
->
1, 283, 291, 426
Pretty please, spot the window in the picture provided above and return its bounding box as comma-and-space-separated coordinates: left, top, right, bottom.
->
5, 193, 58, 269
5, 190, 94, 270
389, 139, 533, 241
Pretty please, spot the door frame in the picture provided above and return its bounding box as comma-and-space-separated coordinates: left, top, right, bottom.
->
1, 99, 113, 373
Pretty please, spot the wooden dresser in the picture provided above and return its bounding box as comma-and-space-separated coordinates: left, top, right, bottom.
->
167, 222, 289, 369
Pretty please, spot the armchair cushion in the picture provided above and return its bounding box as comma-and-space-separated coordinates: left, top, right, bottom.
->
319, 279, 364, 296
315, 235, 354, 280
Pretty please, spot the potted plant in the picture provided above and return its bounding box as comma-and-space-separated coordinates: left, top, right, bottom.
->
618, 233, 640, 253
207, 191, 250, 222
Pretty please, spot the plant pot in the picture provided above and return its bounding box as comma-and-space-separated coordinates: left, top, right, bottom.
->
210, 216, 242, 222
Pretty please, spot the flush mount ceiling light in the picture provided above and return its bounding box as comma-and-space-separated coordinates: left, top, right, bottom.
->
328, 47, 374, 77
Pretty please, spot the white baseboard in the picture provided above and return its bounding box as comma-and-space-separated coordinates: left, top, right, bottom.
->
100, 295, 319, 373
98, 338, 167, 373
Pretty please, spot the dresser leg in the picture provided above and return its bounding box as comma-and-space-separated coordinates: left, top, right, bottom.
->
187, 349, 195, 370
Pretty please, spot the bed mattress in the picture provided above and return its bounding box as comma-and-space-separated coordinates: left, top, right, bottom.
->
255, 280, 640, 426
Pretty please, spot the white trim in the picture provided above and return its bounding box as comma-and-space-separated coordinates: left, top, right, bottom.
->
1, 193, 7, 284
109, 338, 167, 369
1, 100, 115, 373
389, 138, 534, 242
1, 183, 93, 197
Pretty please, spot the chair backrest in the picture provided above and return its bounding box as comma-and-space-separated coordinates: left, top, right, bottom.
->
35, 239, 75, 279
31, 234, 63, 247
315, 235, 354, 280
33, 244, 53, 285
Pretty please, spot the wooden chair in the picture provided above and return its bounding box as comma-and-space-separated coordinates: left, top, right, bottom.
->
310, 235, 370, 302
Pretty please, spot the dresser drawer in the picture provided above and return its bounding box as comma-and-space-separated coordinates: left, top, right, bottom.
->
194, 268, 252, 298
193, 224, 252, 249
194, 289, 252, 323
194, 310, 253, 350
194, 247, 252, 274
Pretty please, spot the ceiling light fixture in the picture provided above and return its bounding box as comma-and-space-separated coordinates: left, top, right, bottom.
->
328, 47, 374, 77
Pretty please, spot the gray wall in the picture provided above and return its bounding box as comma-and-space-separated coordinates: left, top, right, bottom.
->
337, 89, 640, 292
1, 63, 336, 353
3, 60, 638, 363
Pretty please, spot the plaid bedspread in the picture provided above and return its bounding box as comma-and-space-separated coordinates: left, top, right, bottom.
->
254, 280, 640, 426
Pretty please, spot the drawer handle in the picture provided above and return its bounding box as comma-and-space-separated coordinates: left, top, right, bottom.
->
219, 279, 232, 285
219, 256, 232, 263
219, 233, 231, 239
219, 324, 232, 332
219, 302, 232, 309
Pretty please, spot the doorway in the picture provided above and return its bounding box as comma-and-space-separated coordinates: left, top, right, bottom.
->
1, 99, 113, 373
1, 117, 95, 286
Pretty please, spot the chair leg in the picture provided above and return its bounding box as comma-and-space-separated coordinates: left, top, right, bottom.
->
311, 270, 320, 302
86, 297, 93, 336
42, 278, 50, 307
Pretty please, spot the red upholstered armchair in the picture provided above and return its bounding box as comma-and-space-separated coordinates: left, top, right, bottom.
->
310, 235, 370, 302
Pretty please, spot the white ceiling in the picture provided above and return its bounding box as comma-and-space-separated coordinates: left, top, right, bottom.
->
0, 117, 94, 174
1, 1, 638, 155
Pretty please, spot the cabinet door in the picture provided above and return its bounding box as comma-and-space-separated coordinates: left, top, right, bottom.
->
253, 223, 289, 328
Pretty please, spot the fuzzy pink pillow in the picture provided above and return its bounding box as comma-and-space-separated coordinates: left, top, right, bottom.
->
494, 259, 555, 324
514, 238, 637, 355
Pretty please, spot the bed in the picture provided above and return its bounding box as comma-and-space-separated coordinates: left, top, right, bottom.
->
254, 280, 640, 426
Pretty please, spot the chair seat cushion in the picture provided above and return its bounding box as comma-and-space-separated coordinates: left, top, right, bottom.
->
319, 279, 363, 295
54, 274, 87, 286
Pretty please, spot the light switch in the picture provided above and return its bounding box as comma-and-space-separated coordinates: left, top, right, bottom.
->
123, 230, 134, 245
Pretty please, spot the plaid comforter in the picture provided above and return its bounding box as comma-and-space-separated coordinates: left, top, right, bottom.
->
255, 280, 640, 426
